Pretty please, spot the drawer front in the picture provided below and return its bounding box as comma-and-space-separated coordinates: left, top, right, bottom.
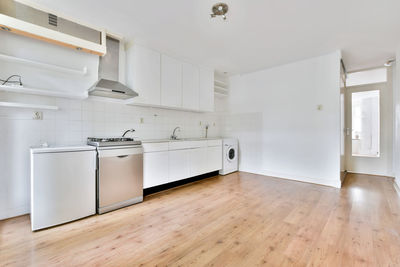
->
142, 142, 169, 153
207, 139, 222, 147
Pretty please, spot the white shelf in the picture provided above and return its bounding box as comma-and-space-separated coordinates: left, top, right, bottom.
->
214, 79, 228, 87
0, 85, 88, 99
214, 92, 228, 97
0, 53, 87, 76
0, 101, 59, 110
214, 85, 229, 92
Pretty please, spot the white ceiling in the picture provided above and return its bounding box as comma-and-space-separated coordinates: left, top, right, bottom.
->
29, 0, 400, 74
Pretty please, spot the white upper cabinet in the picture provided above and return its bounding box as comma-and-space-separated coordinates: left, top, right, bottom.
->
182, 62, 200, 111
161, 55, 182, 108
126, 44, 161, 105
199, 67, 215, 112
125, 44, 214, 112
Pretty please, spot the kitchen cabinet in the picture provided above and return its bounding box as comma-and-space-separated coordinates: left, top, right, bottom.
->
207, 146, 222, 172
143, 151, 169, 188
182, 62, 200, 111
189, 147, 208, 177
199, 67, 215, 112
142, 139, 222, 189
161, 55, 182, 108
169, 149, 190, 182
126, 44, 161, 105
125, 44, 214, 112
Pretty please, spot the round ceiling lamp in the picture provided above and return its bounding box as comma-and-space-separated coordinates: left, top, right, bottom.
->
210, 3, 229, 20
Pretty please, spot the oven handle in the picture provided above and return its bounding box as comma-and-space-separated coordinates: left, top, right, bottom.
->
98, 147, 143, 158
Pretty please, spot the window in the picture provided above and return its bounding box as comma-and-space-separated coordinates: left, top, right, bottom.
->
346, 68, 387, 87
352, 90, 380, 157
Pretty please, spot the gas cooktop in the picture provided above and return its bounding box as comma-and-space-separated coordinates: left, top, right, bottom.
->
87, 137, 142, 147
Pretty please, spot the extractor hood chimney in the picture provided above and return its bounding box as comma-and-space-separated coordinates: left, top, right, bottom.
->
88, 36, 138, 99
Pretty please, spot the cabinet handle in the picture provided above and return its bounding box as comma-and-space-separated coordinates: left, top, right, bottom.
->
117, 155, 128, 158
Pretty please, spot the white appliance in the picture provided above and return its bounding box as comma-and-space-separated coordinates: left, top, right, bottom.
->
219, 138, 238, 175
30, 145, 96, 231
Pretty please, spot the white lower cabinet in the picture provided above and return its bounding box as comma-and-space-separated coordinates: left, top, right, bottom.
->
189, 147, 208, 177
143, 151, 169, 188
143, 140, 222, 189
169, 149, 190, 182
207, 146, 222, 172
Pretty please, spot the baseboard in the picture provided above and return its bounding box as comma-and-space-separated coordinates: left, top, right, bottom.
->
346, 171, 395, 178
346, 170, 394, 178
394, 179, 400, 196
239, 168, 341, 188
0, 205, 29, 221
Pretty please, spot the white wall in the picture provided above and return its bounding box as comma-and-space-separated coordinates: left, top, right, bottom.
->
0, 32, 221, 220
222, 51, 342, 188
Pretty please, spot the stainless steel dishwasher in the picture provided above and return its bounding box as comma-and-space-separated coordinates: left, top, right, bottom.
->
88, 137, 143, 214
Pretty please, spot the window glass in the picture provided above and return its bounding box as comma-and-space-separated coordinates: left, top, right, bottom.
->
352, 90, 380, 157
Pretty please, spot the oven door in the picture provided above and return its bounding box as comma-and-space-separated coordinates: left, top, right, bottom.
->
97, 146, 143, 214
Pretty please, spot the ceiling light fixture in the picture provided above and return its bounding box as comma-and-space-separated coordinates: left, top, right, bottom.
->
210, 3, 229, 20
384, 59, 395, 67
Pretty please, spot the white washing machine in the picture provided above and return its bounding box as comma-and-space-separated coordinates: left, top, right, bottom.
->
219, 138, 238, 175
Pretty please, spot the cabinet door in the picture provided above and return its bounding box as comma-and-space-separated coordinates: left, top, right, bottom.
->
169, 149, 190, 182
161, 55, 182, 108
207, 146, 222, 172
189, 147, 208, 177
182, 62, 200, 110
199, 67, 214, 112
126, 44, 161, 105
143, 151, 169, 188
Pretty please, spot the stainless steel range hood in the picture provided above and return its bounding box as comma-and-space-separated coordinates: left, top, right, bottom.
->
89, 36, 138, 99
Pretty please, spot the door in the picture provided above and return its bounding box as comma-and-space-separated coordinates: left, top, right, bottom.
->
126, 44, 161, 105
182, 62, 200, 111
143, 151, 169, 188
98, 147, 143, 208
344, 81, 393, 176
161, 55, 182, 108
31, 150, 96, 230
169, 149, 190, 182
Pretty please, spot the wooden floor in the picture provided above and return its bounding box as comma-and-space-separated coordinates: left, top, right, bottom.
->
1, 172, 400, 266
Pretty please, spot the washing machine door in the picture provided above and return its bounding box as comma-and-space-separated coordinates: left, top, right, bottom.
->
226, 146, 236, 162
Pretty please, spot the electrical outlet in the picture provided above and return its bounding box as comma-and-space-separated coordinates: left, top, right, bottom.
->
199, 121, 202, 126
213, 122, 216, 126
33, 111, 43, 120
140, 117, 144, 124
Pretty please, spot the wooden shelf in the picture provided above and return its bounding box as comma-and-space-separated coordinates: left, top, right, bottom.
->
0, 53, 87, 76
0, 85, 88, 99
0, 101, 58, 110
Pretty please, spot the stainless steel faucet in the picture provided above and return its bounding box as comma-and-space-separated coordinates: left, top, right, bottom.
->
171, 127, 181, 140
122, 129, 135, 137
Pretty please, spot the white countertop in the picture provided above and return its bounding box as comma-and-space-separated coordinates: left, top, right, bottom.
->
30, 144, 96, 153
141, 137, 223, 143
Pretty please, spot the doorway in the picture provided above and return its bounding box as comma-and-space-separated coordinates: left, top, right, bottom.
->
344, 68, 393, 176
